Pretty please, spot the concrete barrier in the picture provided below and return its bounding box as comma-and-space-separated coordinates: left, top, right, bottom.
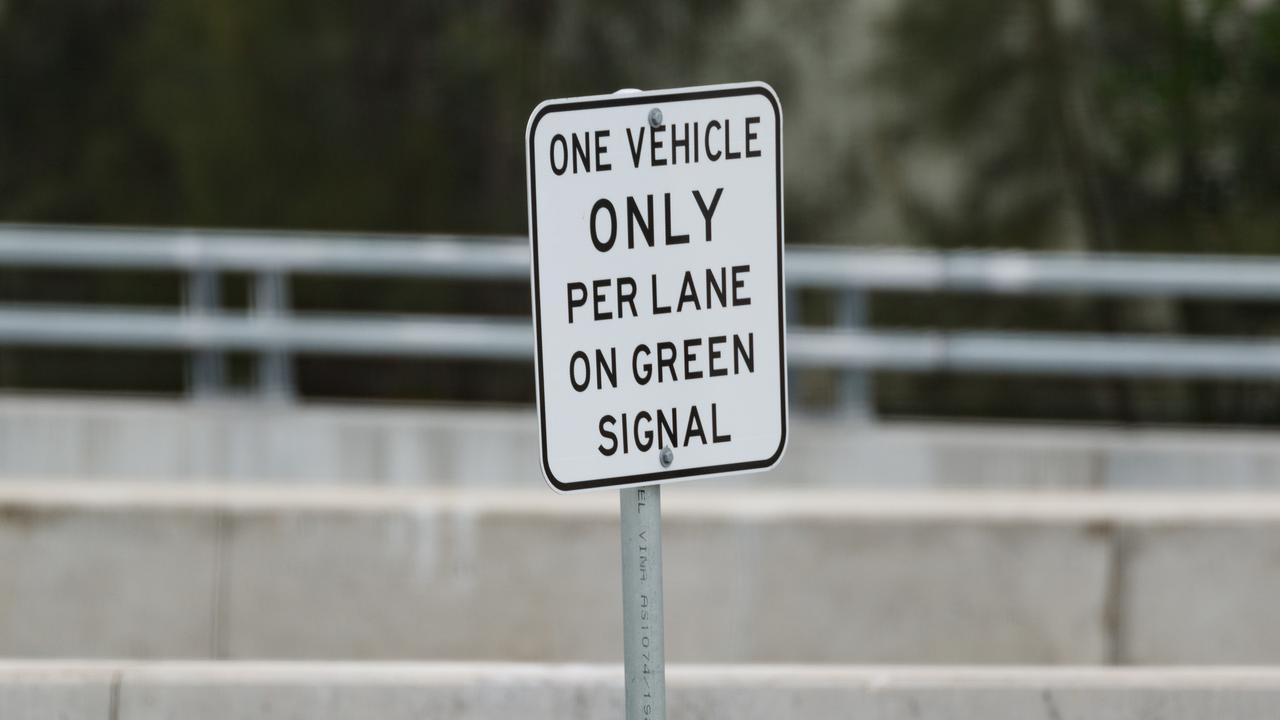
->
4, 395, 1280, 489
0, 663, 114, 720
2, 484, 1280, 663
4, 662, 1280, 720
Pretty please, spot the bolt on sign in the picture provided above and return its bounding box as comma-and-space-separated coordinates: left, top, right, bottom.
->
526, 83, 787, 492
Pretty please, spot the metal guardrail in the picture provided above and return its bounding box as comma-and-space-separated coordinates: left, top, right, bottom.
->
11, 224, 1280, 296
3, 224, 1280, 412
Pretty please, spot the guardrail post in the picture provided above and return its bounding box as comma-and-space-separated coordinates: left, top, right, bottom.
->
836, 289, 871, 419
254, 271, 293, 401
186, 269, 225, 398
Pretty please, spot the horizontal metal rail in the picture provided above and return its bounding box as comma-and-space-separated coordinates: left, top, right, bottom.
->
7, 224, 1280, 298
0, 307, 531, 360
5, 223, 1280, 407
788, 329, 1280, 378
3, 306, 1280, 380
785, 248, 1280, 298
0, 225, 529, 279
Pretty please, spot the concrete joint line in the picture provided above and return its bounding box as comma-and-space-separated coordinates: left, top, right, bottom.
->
108, 670, 121, 720
1041, 689, 1064, 720
1101, 523, 1130, 665
210, 510, 232, 660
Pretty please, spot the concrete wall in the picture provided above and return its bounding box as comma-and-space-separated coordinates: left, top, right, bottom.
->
4, 395, 1280, 489
1, 484, 1279, 664
5, 663, 1280, 720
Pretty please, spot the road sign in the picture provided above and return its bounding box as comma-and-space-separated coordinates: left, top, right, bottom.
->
526, 83, 788, 492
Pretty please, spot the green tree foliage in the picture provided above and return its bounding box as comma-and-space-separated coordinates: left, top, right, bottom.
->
878, 0, 1280, 255
4, 0, 1280, 421
874, 0, 1280, 423
0, 0, 744, 233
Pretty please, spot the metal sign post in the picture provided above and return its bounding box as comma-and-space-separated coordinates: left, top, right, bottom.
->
621, 484, 665, 720
524, 83, 786, 720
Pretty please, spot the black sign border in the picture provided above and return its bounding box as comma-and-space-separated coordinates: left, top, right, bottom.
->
527, 84, 787, 492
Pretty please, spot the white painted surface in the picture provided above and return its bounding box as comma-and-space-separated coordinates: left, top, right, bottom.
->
5, 663, 1280, 720
0, 664, 114, 720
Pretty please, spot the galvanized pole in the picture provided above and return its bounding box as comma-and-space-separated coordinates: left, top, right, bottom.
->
612, 86, 666, 720
621, 484, 665, 720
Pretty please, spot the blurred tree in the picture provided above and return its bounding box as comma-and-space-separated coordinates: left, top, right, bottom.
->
4, 0, 1280, 421
0, 0, 771, 399
1, 0, 747, 234
877, 0, 1280, 255
0, 0, 171, 222
875, 0, 1280, 423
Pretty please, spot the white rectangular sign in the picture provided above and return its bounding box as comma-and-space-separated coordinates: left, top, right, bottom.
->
526, 82, 787, 492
